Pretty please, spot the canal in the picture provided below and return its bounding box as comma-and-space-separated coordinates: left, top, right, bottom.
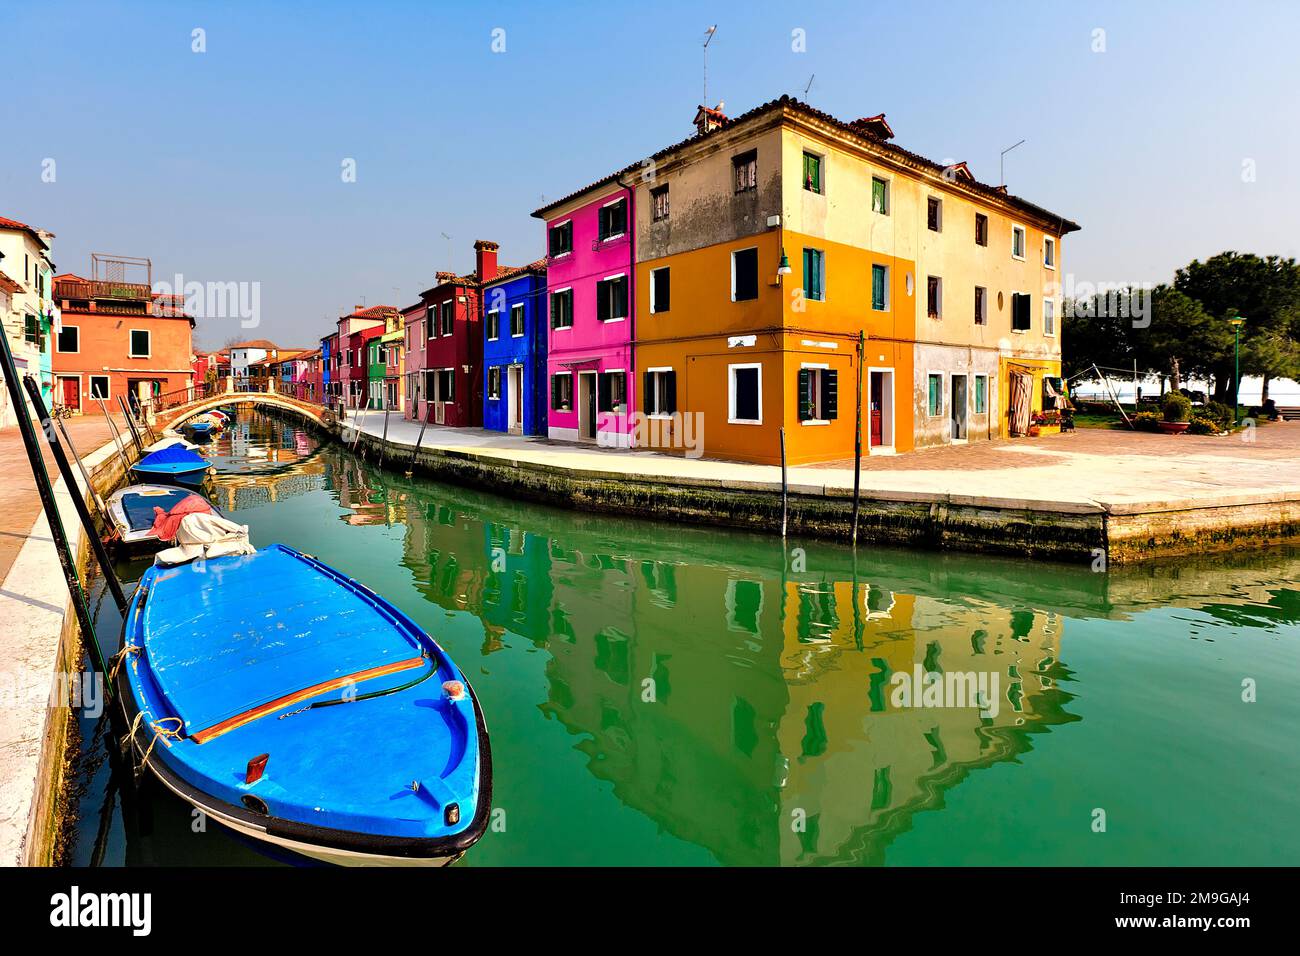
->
63, 408, 1300, 865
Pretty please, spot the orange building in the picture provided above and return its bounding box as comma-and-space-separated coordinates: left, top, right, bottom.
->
51, 257, 195, 413
619, 98, 1077, 465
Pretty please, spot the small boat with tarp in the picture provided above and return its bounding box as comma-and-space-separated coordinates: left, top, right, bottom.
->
130, 443, 212, 488
115, 543, 492, 866
105, 484, 220, 550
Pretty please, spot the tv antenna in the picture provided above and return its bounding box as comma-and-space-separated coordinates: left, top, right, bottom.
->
440, 231, 452, 270
702, 25, 717, 105
803, 74, 815, 98
1000, 139, 1025, 188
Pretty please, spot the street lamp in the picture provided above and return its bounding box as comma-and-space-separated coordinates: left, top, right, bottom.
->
1228, 315, 1246, 424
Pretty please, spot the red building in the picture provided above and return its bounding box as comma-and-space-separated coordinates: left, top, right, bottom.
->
334, 305, 392, 410
405, 240, 500, 425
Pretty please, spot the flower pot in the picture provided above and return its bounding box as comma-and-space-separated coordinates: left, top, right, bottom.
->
1158, 421, 1190, 434
1027, 425, 1041, 437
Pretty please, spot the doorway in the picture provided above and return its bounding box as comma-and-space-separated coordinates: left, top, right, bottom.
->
58, 376, 81, 413
507, 365, 524, 434
868, 368, 895, 452
950, 374, 968, 441
578, 371, 597, 442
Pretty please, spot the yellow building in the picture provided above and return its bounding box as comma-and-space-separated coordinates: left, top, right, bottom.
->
627, 97, 1078, 464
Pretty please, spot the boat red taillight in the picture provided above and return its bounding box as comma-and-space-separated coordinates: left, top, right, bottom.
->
246, 753, 269, 785
442, 680, 466, 701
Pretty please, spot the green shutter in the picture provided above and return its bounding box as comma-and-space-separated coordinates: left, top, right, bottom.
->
872, 265, 886, 310
823, 370, 838, 420
798, 368, 812, 421
665, 371, 677, 414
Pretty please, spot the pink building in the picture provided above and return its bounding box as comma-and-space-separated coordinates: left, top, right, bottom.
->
334, 305, 389, 410
533, 183, 635, 447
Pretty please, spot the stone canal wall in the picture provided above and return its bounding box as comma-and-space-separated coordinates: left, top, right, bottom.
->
337, 422, 1299, 565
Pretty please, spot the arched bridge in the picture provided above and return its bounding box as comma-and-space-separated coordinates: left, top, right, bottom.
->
153, 387, 336, 431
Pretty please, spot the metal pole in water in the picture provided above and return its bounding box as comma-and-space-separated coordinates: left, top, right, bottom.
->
53, 410, 108, 516
379, 407, 390, 467
407, 402, 430, 477
118, 396, 145, 455
779, 426, 788, 540
24, 377, 128, 614
852, 331, 864, 546
0, 323, 112, 682
97, 397, 133, 473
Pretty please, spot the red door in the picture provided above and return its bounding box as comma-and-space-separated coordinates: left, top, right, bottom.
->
869, 372, 883, 446
60, 377, 81, 411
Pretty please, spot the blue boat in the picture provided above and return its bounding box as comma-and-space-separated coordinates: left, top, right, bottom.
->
180, 420, 216, 440
115, 544, 492, 866
105, 484, 220, 550
130, 443, 212, 488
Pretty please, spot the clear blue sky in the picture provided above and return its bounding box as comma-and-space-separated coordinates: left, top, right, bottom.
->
2, 0, 1296, 349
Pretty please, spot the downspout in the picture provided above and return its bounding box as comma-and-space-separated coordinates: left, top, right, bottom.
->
615, 173, 636, 447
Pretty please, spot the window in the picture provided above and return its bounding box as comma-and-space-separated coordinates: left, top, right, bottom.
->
89, 376, 109, 399
802, 152, 823, 193
1044, 236, 1056, 269
440, 301, 454, 336
130, 329, 151, 357
927, 373, 943, 417
798, 367, 839, 422
1011, 292, 1032, 331
733, 150, 757, 192
597, 371, 626, 413
510, 303, 525, 337
871, 264, 889, 311
974, 286, 987, 325
651, 185, 669, 222
487, 366, 501, 400
549, 220, 573, 257
974, 375, 987, 414
551, 372, 573, 411
596, 275, 628, 322
57, 325, 79, 353
436, 368, 455, 401
550, 289, 573, 329
802, 248, 825, 302
871, 177, 890, 215
732, 248, 759, 301
486, 310, 500, 340
975, 213, 988, 246
23, 314, 40, 346
1044, 299, 1056, 336
644, 369, 677, 416
1012, 225, 1026, 260
927, 197, 942, 232
650, 267, 670, 314
729, 363, 762, 424
926, 276, 942, 319
598, 198, 627, 240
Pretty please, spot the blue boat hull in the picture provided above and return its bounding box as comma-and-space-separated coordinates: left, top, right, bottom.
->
130, 463, 210, 488
115, 545, 492, 866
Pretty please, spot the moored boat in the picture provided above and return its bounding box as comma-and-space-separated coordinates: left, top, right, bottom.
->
105, 485, 219, 550
130, 444, 212, 488
115, 544, 492, 866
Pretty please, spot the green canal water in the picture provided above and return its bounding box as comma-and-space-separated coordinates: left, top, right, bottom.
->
65, 409, 1300, 866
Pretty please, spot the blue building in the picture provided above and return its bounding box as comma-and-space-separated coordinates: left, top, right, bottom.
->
319, 333, 333, 404
481, 260, 547, 435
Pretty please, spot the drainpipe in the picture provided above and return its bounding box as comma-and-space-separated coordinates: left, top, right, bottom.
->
615, 173, 636, 447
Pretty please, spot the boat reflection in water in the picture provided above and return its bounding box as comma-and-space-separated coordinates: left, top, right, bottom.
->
71, 409, 1300, 867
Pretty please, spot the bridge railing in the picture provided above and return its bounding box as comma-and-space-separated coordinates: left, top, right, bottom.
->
139, 380, 219, 417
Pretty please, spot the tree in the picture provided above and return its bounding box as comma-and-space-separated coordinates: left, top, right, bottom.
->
1133, 286, 1231, 392
1174, 252, 1300, 400
1062, 290, 1138, 380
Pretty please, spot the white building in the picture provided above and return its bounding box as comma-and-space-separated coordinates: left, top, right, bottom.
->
0, 216, 56, 429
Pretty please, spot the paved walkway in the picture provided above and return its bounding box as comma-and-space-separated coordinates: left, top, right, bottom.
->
0, 412, 132, 586
340, 411, 1300, 514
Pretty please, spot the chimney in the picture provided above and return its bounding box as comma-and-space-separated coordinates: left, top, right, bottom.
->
693, 103, 728, 136
474, 240, 499, 282
353, 304, 365, 312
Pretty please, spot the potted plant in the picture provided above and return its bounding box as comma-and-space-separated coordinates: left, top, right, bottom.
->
1158, 391, 1192, 434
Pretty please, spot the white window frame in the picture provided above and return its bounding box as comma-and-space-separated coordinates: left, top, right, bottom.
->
1043, 236, 1056, 269
871, 175, 890, 216
549, 219, 573, 259
803, 247, 826, 303
1010, 289, 1030, 334
927, 195, 943, 232
973, 373, 989, 415
128, 328, 151, 358
926, 371, 944, 418
552, 370, 574, 411
800, 362, 830, 426
801, 149, 825, 194
871, 263, 890, 312
487, 365, 501, 400
56, 324, 80, 353
550, 287, 574, 330
89, 375, 110, 400
730, 247, 759, 302
599, 196, 627, 242
486, 309, 501, 341
649, 266, 670, 314
645, 366, 674, 419
596, 273, 628, 323
728, 362, 763, 425
974, 285, 988, 326
1044, 298, 1057, 337
510, 303, 525, 338
1011, 224, 1027, 261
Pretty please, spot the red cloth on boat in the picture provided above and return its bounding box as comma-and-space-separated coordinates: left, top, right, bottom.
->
149, 495, 214, 542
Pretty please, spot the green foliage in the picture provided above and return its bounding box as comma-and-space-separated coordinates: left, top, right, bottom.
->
1134, 411, 1162, 432
1202, 401, 1234, 428
1187, 415, 1222, 435
1162, 391, 1192, 423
